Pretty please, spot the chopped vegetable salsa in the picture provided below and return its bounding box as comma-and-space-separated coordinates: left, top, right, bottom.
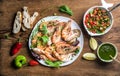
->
85, 7, 111, 33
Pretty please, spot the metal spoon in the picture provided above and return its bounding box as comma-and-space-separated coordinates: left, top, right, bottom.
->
109, 55, 120, 63
109, 3, 120, 12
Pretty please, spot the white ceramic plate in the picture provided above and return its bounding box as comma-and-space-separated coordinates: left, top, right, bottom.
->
28, 16, 84, 67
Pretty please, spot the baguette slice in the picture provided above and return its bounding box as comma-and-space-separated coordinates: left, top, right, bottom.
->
21, 24, 27, 31
30, 12, 39, 25
13, 11, 22, 34
23, 6, 31, 29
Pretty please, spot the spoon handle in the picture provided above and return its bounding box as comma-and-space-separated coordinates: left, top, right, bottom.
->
109, 3, 120, 12
109, 55, 120, 64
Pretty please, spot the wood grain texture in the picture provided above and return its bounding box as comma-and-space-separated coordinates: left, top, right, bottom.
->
0, 0, 120, 76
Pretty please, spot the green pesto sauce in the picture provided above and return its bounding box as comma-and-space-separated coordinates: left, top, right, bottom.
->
99, 44, 116, 60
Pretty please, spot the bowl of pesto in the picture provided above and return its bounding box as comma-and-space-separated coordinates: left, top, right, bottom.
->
97, 42, 118, 62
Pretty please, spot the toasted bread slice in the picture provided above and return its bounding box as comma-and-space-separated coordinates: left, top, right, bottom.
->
23, 6, 31, 29
21, 24, 27, 31
13, 11, 22, 34
30, 12, 39, 25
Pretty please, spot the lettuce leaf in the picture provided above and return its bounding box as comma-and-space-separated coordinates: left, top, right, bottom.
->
41, 24, 48, 35
37, 35, 49, 45
45, 60, 63, 68
41, 35, 49, 45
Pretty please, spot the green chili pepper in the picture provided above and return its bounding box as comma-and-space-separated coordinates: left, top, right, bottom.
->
14, 55, 27, 68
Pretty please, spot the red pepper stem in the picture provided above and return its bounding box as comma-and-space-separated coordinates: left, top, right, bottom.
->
17, 38, 21, 42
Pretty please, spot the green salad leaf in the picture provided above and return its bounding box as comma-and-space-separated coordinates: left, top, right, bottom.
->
41, 24, 48, 35
45, 60, 63, 68
59, 5, 73, 16
41, 35, 49, 45
37, 35, 49, 45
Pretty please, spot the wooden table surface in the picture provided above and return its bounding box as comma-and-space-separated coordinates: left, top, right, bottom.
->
0, 0, 120, 76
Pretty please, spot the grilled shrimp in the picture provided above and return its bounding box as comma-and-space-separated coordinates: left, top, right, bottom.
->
55, 42, 79, 55
33, 48, 57, 61
47, 26, 56, 35
47, 20, 59, 26
47, 20, 60, 35
61, 20, 72, 41
62, 20, 81, 42
66, 29, 80, 41
47, 36, 52, 45
44, 51, 57, 61
52, 26, 62, 44
32, 48, 43, 55
37, 44, 46, 51
55, 42, 69, 54
45, 46, 54, 54
53, 51, 63, 61
53, 50, 76, 62
40, 54, 48, 60
44, 46, 58, 61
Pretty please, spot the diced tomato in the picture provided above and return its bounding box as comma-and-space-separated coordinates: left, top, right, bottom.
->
85, 22, 88, 27
85, 16, 89, 21
90, 21, 94, 25
93, 21, 97, 25
85, 19, 88, 24
86, 14, 90, 18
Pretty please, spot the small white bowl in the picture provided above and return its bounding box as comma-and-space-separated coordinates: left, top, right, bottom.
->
83, 6, 114, 36
97, 42, 118, 62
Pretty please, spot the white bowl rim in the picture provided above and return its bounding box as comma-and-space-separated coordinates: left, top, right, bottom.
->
83, 6, 114, 36
97, 42, 118, 62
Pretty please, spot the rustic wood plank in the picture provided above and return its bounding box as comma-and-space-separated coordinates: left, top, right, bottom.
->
0, 0, 120, 76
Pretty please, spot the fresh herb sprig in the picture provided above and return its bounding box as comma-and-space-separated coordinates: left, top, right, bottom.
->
59, 5, 73, 16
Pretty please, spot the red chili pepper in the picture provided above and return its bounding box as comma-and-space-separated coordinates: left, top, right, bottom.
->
29, 60, 39, 66
11, 39, 22, 56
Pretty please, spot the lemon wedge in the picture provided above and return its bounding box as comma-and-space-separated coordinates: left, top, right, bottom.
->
89, 37, 98, 50
83, 53, 96, 60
